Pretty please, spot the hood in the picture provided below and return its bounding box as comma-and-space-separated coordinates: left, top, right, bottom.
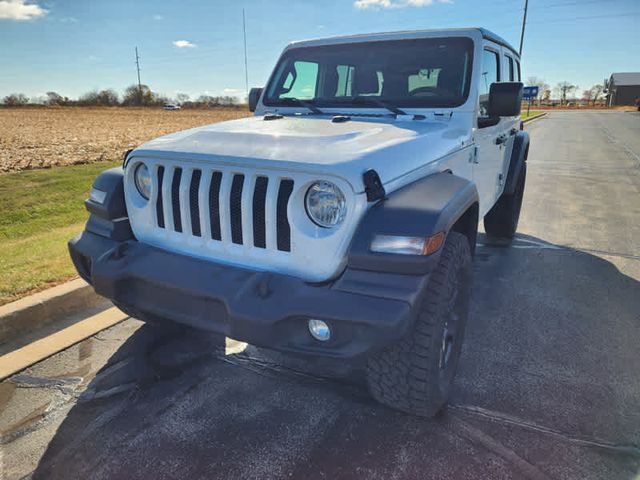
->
133, 114, 471, 193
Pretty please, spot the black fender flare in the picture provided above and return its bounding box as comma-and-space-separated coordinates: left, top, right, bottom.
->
504, 131, 529, 195
347, 172, 479, 275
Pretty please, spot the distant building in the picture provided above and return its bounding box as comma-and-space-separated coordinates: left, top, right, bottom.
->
606, 72, 640, 106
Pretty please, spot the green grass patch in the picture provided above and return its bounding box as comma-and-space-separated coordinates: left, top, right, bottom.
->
521, 110, 543, 120
0, 161, 119, 304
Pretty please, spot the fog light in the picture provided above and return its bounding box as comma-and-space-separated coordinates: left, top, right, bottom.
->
308, 319, 331, 342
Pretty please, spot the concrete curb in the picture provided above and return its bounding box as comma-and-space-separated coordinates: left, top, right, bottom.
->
0, 307, 128, 380
522, 112, 548, 124
0, 278, 107, 346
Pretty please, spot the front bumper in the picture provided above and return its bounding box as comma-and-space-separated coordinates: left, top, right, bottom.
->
69, 231, 431, 359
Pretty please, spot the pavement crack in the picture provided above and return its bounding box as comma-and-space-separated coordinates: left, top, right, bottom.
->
450, 404, 640, 458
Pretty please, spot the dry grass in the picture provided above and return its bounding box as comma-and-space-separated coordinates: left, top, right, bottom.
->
0, 106, 250, 172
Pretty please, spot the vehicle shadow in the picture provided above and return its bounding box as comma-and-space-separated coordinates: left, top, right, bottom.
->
31, 234, 640, 480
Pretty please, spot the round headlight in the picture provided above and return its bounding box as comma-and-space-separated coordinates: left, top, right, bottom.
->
134, 163, 152, 200
305, 181, 347, 228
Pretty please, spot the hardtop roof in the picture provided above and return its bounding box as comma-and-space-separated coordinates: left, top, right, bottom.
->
287, 27, 520, 59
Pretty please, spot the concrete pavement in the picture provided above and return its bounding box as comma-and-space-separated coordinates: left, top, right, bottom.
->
1, 111, 639, 480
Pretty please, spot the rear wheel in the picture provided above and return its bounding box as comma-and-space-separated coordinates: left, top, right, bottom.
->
484, 162, 527, 239
366, 232, 472, 417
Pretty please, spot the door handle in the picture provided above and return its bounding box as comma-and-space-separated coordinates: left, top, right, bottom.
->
495, 134, 508, 145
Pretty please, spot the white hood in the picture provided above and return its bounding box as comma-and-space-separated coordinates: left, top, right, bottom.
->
133, 114, 472, 193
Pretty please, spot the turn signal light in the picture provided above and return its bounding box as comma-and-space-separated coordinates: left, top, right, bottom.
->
370, 232, 445, 256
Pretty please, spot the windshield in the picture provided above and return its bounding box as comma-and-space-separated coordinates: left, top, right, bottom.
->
264, 37, 474, 110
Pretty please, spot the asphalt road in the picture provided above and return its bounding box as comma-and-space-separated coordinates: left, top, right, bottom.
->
2, 111, 640, 480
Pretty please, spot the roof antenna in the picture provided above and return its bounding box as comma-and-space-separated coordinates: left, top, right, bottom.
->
519, 0, 528, 56
243, 8, 249, 96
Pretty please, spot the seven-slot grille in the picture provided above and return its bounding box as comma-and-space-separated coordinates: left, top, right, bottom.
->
155, 165, 294, 252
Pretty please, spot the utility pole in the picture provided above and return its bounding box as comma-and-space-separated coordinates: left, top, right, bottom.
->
135, 46, 142, 105
519, 0, 528, 57
242, 9, 249, 97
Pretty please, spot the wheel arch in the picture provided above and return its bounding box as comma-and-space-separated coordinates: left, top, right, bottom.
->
347, 172, 479, 275
450, 201, 479, 257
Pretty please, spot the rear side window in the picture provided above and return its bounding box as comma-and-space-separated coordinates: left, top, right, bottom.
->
479, 49, 499, 116
503, 55, 514, 81
335, 65, 354, 97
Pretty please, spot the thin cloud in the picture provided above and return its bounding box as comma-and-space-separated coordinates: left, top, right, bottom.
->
0, 0, 47, 20
223, 88, 241, 93
354, 0, 451, 9
153, 14, 163, 20
173, 40, 197, 48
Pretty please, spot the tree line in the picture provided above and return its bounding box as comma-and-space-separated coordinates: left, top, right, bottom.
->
1, 84, 241, 108
525, 77, 606, 106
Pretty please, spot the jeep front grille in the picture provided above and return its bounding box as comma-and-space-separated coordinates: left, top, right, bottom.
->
154, 164, 294, 252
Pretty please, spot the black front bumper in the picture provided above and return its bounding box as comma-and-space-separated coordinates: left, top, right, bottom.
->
69, 231, 431, 359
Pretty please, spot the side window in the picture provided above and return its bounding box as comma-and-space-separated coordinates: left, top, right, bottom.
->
515, 59, 521, 81
479, 49, 499, 116
408, 68, 441, 94
335, 65, 354, 97
279, 60, 318, 100
503, 55, 514, 81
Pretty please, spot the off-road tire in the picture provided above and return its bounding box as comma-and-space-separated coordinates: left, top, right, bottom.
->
484, 162, 527, 239
366, 232, 472, 417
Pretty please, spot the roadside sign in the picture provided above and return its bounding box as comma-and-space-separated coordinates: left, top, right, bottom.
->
523, 86, 539, 100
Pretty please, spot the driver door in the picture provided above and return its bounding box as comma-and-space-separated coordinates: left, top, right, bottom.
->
473, 47, 505, 217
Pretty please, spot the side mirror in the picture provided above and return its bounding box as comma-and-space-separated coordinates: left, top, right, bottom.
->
248, 87, 263, 112
489, 82, 523, 117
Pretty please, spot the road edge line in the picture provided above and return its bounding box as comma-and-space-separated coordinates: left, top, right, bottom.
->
522, 112, 548, 124
0, 307, 128, 381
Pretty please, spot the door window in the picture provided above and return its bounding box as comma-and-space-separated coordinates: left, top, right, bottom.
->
479, 49, 500, 116
503, 55, 514, 81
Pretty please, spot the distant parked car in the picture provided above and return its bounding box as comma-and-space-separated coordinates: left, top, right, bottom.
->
163, 104, 181, 110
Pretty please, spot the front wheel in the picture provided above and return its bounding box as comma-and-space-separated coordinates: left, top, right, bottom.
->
366, 232, 472, 417
484, 162, 527, 240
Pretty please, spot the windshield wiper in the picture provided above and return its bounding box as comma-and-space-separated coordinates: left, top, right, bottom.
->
351, 96, 407, 116
278, 97, 324, 115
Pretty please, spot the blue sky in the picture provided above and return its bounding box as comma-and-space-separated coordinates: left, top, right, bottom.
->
0, 0, 638, 100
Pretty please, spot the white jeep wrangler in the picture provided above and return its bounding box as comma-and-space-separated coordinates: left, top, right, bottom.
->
70, 28, 528, 417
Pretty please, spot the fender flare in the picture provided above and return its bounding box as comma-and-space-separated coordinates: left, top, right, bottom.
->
84, 167, 133, 242
504, 131, 529, 195
347, 172, 479, 275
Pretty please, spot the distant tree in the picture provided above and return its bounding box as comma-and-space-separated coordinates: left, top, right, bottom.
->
556, 81, 577, 105
176, 92, 190, 105
97, 89, 119, 106
122, 84, 156, 106
2, 93, 29, 106
526, 76, 550, 106
582, 88, 594, 103
541, 89, 552, 103
46, 91, 64, 106
591, 84, 604, 106
78, 89, 119, 106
